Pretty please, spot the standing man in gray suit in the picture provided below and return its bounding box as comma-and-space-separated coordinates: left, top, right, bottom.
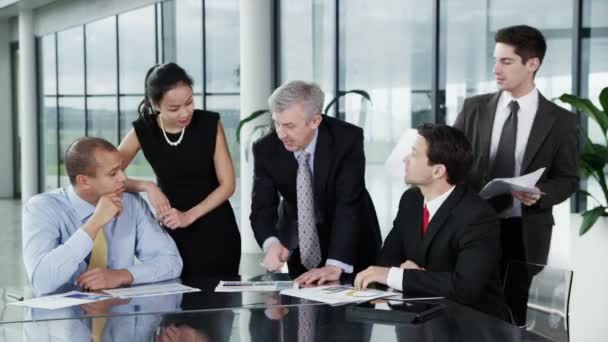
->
454, 25, 578, 324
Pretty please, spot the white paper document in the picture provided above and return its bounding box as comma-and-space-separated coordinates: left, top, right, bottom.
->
215, 280, 298, 292
479, 167, 546, 199
280, 285, 395, 305
102, 283, 200, 298
8, 291, 113, 310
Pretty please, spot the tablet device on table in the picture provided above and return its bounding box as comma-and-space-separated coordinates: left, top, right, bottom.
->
346, 300, 445, 324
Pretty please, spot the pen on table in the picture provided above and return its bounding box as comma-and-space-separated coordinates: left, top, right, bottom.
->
6, 291, 24, 301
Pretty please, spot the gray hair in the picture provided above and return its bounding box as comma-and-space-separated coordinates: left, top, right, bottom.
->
268, 80, 325, 119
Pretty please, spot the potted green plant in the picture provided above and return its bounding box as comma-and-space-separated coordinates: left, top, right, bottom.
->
236, 90, 372, 160
559, 86, 608, 235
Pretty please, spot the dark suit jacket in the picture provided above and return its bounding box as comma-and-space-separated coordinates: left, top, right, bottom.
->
454, 91, 578, 264
250, 115, 382, 275
378, 185, 506, 318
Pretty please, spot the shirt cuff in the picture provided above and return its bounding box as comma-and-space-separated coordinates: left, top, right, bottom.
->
262, 237, 281, 254
325, 259, 353, 274
72, 228, 95, 261
387, 267, 404, 291
125, 265, 143, 284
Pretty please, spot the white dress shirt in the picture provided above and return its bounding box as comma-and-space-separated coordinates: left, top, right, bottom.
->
262, 129, 354, 273
489, 88, 539, 218
386, 186, 455, 291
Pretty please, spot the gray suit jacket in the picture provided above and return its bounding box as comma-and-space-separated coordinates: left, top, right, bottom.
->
454, 91, 578, 264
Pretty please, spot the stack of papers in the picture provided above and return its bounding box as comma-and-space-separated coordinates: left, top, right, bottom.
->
280, 285, 395, 305
8, 283, 200, 309
479, 167, 546, 199
102, 283, 200, 298
8, 291, 113, 310
215, 280, 298, 292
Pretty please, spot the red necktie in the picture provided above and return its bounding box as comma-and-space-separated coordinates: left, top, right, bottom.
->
422, 205, 430, 235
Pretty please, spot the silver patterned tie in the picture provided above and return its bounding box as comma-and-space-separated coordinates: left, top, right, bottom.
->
298, 305, 316, 342
297, 152, 322, 270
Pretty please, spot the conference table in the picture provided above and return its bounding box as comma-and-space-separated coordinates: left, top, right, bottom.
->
0, 274, 561, 341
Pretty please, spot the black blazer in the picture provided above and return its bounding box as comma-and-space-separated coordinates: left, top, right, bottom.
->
250, 115, 382, 274
378, 185, 505, 318
454, 91, 579, 264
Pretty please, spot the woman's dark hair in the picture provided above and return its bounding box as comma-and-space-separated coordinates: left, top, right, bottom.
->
138, 62, 194, 122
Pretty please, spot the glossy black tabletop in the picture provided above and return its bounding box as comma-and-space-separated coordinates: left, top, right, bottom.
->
0, 274, 558, 341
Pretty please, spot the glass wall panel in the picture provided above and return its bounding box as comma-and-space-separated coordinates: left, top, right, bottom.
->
86, 16, 117, 94
339, 0, 433, 237
120, 96, 155, 179
583, 0, 608, 209
87, 97, 118, 144
58, 97, 85, 186
43, 97, 58, 190
41, 35, 56, 96
174, 0, 203, 93
205, 0, 240, 93
118, 5, 156, 94
280, 0, 335, 107
57, 27, 84, 95
205, 95, 241, 219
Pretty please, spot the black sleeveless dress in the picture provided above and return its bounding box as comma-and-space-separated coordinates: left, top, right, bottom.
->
133, 110, 241, 278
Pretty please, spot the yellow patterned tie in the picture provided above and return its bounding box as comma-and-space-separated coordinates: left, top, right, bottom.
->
89, 229, 108, 342
89, 229, 108, 269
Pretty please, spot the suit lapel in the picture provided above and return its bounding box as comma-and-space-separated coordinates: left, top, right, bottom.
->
521, 93, 556, 173
480, 92, 501, 171
276, 139, 298, 187
420, 185, 466, 262
313, 120, 331, 209
408, 192, 426, 263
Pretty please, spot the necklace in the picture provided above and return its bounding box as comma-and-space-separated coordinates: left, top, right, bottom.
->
159, 117, 185, 147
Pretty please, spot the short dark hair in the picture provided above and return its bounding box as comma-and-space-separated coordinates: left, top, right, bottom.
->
64, 137, 118, 185
138, 62, 194, 122
417, 123, 473, 185
495, 25, 546, 65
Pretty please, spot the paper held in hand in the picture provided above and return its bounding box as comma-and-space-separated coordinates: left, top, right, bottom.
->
479, 167, 546, 199
215, 280, 298, 292
281, 285, 395, 305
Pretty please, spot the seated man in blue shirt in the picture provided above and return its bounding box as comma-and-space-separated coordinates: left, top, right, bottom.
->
22, 137, 183, 295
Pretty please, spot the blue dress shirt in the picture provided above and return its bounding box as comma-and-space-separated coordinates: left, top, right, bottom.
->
22, 187, 183, 295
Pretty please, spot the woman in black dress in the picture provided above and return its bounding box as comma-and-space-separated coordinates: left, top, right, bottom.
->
118, 63, 240, 279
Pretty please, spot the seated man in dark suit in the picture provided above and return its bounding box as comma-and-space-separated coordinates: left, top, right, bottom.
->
251, 80, 382, 284
355, 124, 505, 318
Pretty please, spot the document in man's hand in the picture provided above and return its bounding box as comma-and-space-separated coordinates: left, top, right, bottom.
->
479, 167, 546, 199
280, 285, 395, 305
215, 280, 298, 292
102, 283, 200, 298
8, 291, 113, 310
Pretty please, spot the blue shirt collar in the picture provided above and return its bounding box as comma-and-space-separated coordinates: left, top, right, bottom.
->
67, 186, 97, 223
294, 128, 319, 159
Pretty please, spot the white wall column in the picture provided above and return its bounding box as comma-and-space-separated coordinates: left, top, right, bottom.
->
239, 0, 274, 253
19, 10, 38, 202
0, 19, 14, 198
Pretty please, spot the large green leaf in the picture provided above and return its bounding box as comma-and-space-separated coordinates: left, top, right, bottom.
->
236, 109, 270, 143
600, 86, 608, 115
580, 206, 607, 235
323, 90, 372, 115
560, 93, 608, 134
